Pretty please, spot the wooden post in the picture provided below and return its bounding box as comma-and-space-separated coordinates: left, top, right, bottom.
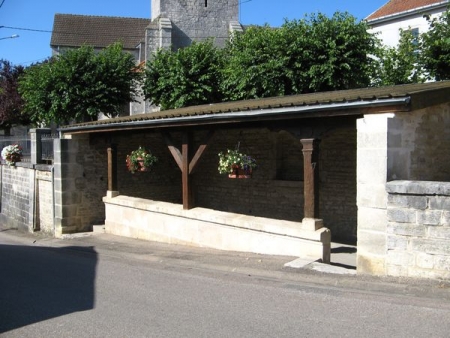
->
301, 139, 320, 219
182, 132, 193, 210
107, 145, 118, 197
164, 130, 214, 210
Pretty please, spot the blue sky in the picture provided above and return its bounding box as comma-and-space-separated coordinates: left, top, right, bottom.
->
0, 0, 387, 66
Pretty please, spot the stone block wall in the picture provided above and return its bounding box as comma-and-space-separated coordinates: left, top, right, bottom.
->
357, 103, 450, 277
0, 164, 34, 232
151, 0, 239, 48
387, 102, 450, 181
54, 135, 108, 235
386, 181, 450, 279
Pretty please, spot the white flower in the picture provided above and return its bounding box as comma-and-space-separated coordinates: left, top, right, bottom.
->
1, 144, 23, 166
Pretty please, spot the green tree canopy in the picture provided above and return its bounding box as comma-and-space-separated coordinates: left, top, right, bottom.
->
421, 9, 450, 80
221, 12, 379, 101
375, 29, 425, 86
143, 40, 224, 110
19, 43, 141, 125
0, 60, 29, 130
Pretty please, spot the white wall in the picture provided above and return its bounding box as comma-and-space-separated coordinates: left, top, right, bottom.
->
368, 8, 444, 47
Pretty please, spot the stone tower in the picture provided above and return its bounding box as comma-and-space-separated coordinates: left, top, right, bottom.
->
147, 0, 242, 57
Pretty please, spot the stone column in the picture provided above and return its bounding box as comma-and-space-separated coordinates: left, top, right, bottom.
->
30, 128, 51, 165
357, 113, 394, 275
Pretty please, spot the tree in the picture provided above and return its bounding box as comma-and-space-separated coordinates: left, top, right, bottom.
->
421, 9, 450, 80
19, 43, 141, 125
220, 25, 290, 101
375, 29, 425, 86
0, 60, 29, 131
221, 12, 379, 101
144, 40, 224, 110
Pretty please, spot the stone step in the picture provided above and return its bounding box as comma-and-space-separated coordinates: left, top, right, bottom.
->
92, 224, 105, 233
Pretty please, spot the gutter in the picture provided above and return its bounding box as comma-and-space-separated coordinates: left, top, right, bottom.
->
60, 97, 411, 133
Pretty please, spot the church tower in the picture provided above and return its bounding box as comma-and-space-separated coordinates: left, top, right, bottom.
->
148, 0, 242, 53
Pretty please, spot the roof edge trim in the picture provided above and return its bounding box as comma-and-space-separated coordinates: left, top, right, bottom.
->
60, 97, 410, 134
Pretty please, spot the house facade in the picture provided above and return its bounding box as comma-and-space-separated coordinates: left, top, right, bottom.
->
366, 0, 449, 47
50, 0, 243, 115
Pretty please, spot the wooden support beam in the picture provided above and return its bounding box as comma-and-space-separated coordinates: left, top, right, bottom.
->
163, 130, 215, 210
301, 139, 320, 219
107, 145, 118, 192
182, 132, 193, 210
189, 130, 215, 174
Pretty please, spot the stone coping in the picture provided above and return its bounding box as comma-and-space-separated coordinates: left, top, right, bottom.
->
386, 180, 450, 196
103, 195, 330, 243
1, 162, 52, 171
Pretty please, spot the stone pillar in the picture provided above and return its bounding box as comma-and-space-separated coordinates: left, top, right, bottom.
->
53, 135, 86, 236
30, 128, 51, 165
357, 113, 394, 275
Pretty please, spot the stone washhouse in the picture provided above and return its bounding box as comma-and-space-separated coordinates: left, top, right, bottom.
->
2, 81, 450, 279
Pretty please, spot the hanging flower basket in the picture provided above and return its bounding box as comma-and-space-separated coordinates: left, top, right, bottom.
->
1, 144, 23, 166
126, 146, 158, 174
218, 148, 256, 179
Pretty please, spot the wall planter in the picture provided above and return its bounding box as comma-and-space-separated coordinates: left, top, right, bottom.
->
1, 144, 23, 166
218, 147, 256, 179
126, 146, 158, 174
228, 165, 252, 179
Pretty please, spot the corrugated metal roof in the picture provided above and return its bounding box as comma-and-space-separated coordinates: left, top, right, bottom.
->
60, 81, 450, 133
50, 14, 150, 50
366, 0, 448, 21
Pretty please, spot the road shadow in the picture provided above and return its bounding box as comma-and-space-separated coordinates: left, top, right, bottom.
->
0, 244, 97, 334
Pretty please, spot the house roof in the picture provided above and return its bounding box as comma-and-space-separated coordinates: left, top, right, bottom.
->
60, 81, 450, 134
366, 0, 448, 21
50, 14, 150, 50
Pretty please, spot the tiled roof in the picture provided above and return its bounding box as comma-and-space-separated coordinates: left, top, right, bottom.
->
366, 0, 448, 21
50, 14, 150, 50
60, 81, 450, 133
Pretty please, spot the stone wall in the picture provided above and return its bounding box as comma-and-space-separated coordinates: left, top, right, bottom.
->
0, 163, 53, 233
151, 0, 239, 48
386, 181, 450, 279
357, 102, 450, 277
54, 135, 108, 235
0, 164, 34, 232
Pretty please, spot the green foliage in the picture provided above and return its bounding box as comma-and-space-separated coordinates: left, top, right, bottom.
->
221, 12, 378, 100
220, 25, 289, 101
218, 148, 257, 175
421, 9, 450, 80
0, 60, 29, 129
144, 40, 224, 110
375, 29, 425, 86
19, 43, 141, 125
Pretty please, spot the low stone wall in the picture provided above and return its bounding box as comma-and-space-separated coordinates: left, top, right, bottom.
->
0, 163, 53, 233
103, 195, 331, 261
386, 180, 450, 279
0, 163, 35, 232
36, 167, 54, 234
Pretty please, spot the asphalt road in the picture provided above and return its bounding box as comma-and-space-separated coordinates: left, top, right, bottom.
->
1, 228, 450, 338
